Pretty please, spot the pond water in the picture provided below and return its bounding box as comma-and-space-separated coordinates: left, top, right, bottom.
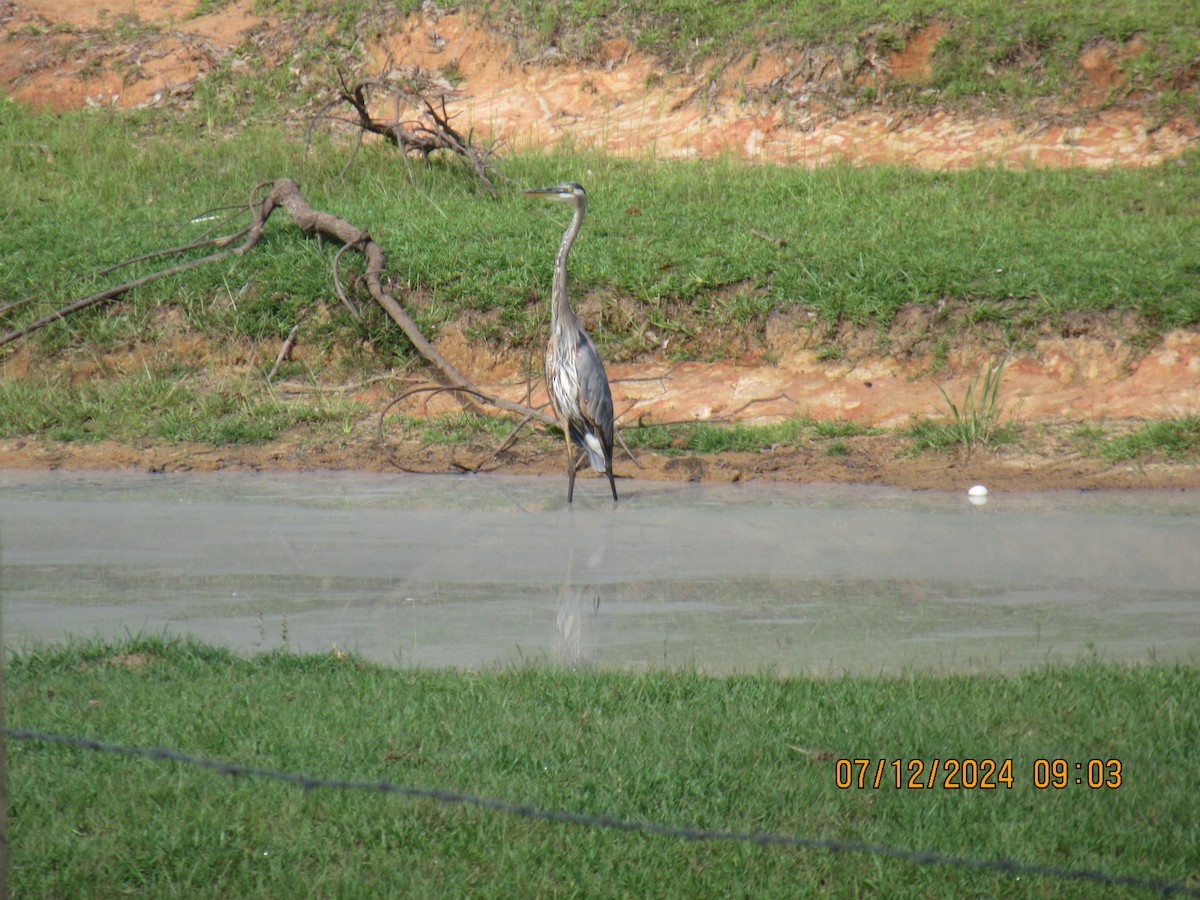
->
2, 470, 1198, 675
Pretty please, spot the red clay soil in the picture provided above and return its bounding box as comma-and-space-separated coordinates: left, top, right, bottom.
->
2, 2, 1199, 491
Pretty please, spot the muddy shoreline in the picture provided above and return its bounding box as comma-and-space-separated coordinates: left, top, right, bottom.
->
3, 422, 1198, 494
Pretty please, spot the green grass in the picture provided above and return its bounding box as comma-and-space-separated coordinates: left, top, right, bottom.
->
3, 94, 1194, 460
3, 100, 1198, 367
6, 635, 1199, 896
903, 359, 1023, 455
1099, 415, 1200, 462
2, 69, 1198, 460
482, 0, 1200, 86
414, 410, 521, 444
622, 416, 873, 455
0, 368, 358, 445
906, 416, 1020, 456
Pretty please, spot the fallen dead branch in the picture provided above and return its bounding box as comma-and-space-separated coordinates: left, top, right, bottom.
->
318, 73, 502, 195
2, 178, 556, 439
252, 179, 554, 425
4, 178, 674, 477
376, 385, 532, 474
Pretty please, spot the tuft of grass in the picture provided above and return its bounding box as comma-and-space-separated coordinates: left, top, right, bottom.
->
5, 635, 1200, 897
415, 410, 520, 445
1099, 415, 1200, 462
622, 416, 871, 455
940, 359, 1007, 447
910, 359, 1013, 456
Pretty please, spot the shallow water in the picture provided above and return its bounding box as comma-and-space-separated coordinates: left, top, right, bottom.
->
2, 470, 1198, 674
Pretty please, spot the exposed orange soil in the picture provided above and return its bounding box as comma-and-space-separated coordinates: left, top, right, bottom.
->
6, 2, 1197, 166
3, 1, 1199, 490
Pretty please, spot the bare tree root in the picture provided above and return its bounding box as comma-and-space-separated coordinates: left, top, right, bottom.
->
266, 312, 305, 383
377, 385, 538, 473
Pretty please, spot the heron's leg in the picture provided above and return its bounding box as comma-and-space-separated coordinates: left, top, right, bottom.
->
565, 436, 576, 503
605, 462, 618, 502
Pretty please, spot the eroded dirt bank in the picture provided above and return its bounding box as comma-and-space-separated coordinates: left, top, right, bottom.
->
4, 2, 1197, 167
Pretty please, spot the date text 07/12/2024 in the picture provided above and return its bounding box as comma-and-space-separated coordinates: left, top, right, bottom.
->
834, 758, 1123, 790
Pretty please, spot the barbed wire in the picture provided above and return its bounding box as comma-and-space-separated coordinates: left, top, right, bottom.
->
7, 727, 1197, 896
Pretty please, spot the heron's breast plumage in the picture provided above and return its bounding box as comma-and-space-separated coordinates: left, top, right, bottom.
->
546, 324, 582, 421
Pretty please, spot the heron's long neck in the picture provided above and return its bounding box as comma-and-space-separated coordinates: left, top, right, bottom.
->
551, 197, 586, 326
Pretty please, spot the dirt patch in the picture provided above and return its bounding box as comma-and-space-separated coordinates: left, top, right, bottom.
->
888, 23, 948, 84
1079, 34, 1151, 105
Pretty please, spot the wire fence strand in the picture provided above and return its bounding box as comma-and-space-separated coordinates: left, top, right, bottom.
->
7, 727, 1197, 897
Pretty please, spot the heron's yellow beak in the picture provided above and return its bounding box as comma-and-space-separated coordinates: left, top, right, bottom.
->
524, 186, 569, 199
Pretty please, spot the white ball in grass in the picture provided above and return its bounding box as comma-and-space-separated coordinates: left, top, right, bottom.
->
967, 484, 989, 506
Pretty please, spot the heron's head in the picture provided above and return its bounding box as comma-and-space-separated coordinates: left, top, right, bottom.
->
524, 182, 587, 203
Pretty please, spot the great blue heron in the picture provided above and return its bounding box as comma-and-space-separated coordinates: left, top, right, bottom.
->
525, 181, 618, 503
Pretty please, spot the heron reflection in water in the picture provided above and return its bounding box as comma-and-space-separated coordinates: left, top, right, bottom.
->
525, 182, 618, 504
552, 513, 613, 667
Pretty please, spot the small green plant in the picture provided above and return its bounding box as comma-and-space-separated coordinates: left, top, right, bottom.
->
441, 58, 464, 86
875, 30, 905, 54
815, 345, 844, 362
811, 419, 868, 438
911, 359, 1012, 456
621, 416, 872, 455
1069, 422, 1106, 455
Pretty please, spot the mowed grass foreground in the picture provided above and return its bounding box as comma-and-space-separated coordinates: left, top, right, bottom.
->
6, 637, 1199, 896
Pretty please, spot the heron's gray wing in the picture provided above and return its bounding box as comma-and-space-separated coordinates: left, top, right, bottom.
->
573, 331, 615, 453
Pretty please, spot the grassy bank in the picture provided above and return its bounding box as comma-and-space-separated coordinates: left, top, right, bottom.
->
5, 102, 1198, 352
4, 1, 1200, 464
3, 95, 1198, 458
6, 636, 1198, 896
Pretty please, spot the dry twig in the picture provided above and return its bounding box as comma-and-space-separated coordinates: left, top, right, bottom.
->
266, 314, 305, 383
